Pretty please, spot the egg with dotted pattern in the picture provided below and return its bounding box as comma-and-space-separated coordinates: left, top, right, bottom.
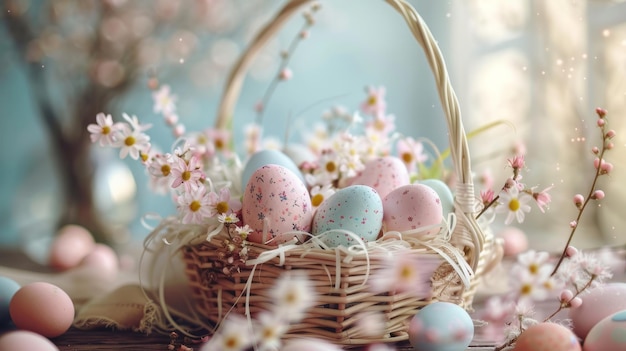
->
408, 302, 474, 351
312, 185, 383, 248
382, 184, 443, 237
348, 156, 410, 199
583, 310, 626, 351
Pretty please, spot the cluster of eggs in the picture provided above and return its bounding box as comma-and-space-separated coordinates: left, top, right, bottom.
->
0, 225, 119, 350
239, 150, 454, 248
510, 282, 626, 351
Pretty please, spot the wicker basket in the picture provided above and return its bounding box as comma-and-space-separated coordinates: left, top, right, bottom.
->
181, 0, 500, 346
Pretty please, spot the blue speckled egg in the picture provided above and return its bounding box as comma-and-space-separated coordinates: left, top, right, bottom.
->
409, 302, 474, 351
0, 276, 21, 325
312, 185, 383, 248
241, 149, 305, 190
419, 179, 454, 216
583, 310, 626, 351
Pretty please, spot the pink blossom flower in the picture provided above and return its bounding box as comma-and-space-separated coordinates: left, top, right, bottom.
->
496, 187, 532, 225
208, 187, 241, 216
205, 128, 231, 155
147, 153, 174, 195
152, 84, 177, 115
369, 250, 440, 299
360, 86, 386, 116
87, 113, 122, 146
532, 185, 553, 213
170, 155, 205, 192
396, 137, 428, 172
176, 186, 212, 224
366, 112, 396, 136
114, 123, 151, 160
508, 155, 525, 170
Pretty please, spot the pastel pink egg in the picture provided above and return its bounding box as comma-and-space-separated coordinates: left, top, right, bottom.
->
583, 310, 626, 351
242, 165, 313, 246
0, 330, 59, 351
497, 226, 528, 256
9, 282, 74, 338
80, 243, 119, 279
349, 156, 410, 199
49, 225, 95, 271
513, 323, 581, 351
569, 283, 626, 339
382, 184, 443, 236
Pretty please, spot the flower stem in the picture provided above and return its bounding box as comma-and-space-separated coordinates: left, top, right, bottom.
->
476, 195, 500, 220
551, 130, 608, 276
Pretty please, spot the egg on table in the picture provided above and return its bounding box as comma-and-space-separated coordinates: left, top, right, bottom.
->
312, 185, 383, 248
242, 164, 313, 245
9, 282, 75, 338
408, 301, 474, 351
0, 276, 20, 325
513, 323, 580, 351
49, 224, 95, 271
0, 330, 59, 351
583, 309, 626, 351
569, 282, 626, 339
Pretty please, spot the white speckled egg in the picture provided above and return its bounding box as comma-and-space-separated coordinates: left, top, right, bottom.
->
348, 156, 410, 199
242, 164, 312, 245
408, 302, 474, 351
382, 184, 443, 236
513, 323, 580, 351
241, 149, 305, 190
569, 283, 626, 339
419, 178, 454, 216
312, 185, 383, 248
583, 310, 626, 351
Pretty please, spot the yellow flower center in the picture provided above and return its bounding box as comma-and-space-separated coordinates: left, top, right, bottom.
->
285, 291, 297, 304
325, 161, 337, 173
182, 170, 191, 181
197, 135, 207, 145
529, 263, 539, 274
368, 96, 377, 106
215, 138, 225, 150
401, 152, 413, 164
509, 198, 520, 211
189, 200, 201, 212
263, 327, 276, 340
311, 194, 324, 207
161, 164, 171, 176
216, 201, 229, 214
124, 136, 135, 146
224, 336, 239, 349
140, 152, 148, 162
520, 284, 532, 295
400, 266, 414, 280
102, 125, 111, 135
374, 118, 385, 131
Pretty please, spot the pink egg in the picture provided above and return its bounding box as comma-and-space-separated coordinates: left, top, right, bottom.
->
498, 226, 528, 256
583, 310, 626, 351
80, 243, 119, 278
569, 283, 626, 339
49, 225, 95, 271
349, 156, 410, 199
513, 323, 581, 351
242, 165, 313, 246
0, 330, 59, 351
9, 282, 75, 338
382, 184, 443, 236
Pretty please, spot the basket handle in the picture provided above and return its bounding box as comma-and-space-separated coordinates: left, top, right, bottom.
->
214, 0, 484, 269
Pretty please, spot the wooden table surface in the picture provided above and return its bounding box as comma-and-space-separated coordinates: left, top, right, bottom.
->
2, 247, 624, 350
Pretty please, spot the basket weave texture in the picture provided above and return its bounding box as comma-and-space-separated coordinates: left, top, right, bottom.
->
181, 0, 500, 345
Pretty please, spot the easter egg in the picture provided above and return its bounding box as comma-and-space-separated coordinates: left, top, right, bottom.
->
408, 302, 474, 351
497, 226, 528, 256
419, 178, 454, 216
241, 149, 305, 190
0, 330, 60, 351
9, 282, 74, 338
513, 323, 580, 351
0, 277, 20, 325
583, 310, 626, 351
80, 243, 120, 280
49, 224, 95, 271
283, 143, 317, 167
382, 184, 443, 236
242, 164, 313, 245
312, 185, 383, 248
349, 156, 410, 199
569, 283, 626, 339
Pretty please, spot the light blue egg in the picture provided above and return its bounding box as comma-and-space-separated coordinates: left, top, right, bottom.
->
408, 302, 474, 351
0, 277, 21, 325
419, 179, 454, 216
312, 185, 383, 248
241, 149, 305, 189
